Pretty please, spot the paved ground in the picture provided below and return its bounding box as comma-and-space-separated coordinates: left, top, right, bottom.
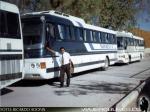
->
0, 57, 150, 108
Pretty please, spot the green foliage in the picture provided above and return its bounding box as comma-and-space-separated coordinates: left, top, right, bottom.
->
5, 0, 141, 31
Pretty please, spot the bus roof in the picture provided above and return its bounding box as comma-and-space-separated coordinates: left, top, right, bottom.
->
85, 24, 116, 34
22, 10, 85, 27
0, 1, 19, 13
133, 36, 144, 40
22, 10, 116, 34
116, 31, 133, 38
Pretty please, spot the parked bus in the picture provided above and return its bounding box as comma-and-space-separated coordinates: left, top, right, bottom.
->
0, 1, 24, 89
21, 10, 117, 79
116, 31, 144, 64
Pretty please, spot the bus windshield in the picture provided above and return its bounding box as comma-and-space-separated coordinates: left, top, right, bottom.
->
23, 22, 43, 45
0, 10, 21, 39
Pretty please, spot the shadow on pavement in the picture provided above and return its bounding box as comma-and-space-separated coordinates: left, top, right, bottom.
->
0, 88, 13, 96
54, 81, 135, 96
9, 68, 100, 87
10, 78, 59, 87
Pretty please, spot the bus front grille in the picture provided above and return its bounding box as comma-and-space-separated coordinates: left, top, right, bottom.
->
0, 60, 21, 75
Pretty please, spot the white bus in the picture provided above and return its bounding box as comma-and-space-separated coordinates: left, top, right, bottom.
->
116, 31, 144, 64
21, 10, 117, 79
0, 1, 24, 89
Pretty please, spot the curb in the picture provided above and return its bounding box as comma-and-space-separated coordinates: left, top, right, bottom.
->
114, 81, 146, 112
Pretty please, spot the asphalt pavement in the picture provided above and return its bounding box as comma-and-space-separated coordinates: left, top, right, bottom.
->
0, 57, 150, 109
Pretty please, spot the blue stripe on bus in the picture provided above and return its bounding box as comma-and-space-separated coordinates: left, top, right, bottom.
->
46, 58, 117, 73
24, 50, 117, 59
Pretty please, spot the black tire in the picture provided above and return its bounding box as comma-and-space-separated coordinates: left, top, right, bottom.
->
101, 57, 109, 71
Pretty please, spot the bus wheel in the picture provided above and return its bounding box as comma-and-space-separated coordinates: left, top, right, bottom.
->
101, 57, 109, 71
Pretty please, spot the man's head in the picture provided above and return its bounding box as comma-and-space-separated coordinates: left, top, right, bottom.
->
60, 47, 65, 54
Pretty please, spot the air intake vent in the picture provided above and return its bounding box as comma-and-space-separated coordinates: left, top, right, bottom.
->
54, 11, 69, 17
54, 11, 62, 15
0, 60, 20, 75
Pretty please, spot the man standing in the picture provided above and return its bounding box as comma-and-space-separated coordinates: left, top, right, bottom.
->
46, 46, 72, 87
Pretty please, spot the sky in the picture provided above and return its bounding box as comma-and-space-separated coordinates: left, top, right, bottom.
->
136, 0, 150, 31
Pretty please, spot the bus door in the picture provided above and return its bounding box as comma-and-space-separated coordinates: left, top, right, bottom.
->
46, 23, 56, 48
46, 23, 60, 76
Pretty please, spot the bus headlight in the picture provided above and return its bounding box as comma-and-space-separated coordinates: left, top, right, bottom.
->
31, 63, 35, 68
36, 63, 41, 68
40, 62, 46, 69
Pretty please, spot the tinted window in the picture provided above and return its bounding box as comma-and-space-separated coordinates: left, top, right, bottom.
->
74, 28, 84, 41
77, 28, 84, 41
58, 25, 64, 39
101, 32, 105, 43
99, 32, 102, 43
92, 31, 96, 42
23, 22, 43, 45
117, 37, 124, 48
0, 10, 21, 39
95, 31, 100, 42
65, 26, 71, 40
46, 23, 55, 40
86, 29, 91, 42
108, 34, 116, 44
101, 32, 108, 43
83, 29, 87, 41
70, 26, 76, 40
58, 25, 70, 40
90, 30, 93, 42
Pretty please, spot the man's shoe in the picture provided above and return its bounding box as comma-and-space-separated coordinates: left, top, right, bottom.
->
66, 84, 70, 87
60, 83, 64, 88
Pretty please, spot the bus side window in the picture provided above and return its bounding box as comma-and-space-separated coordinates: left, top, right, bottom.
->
95, 31, 99, 43
105, 33, 109, 44
78, 28, 84, 41
74, 27, 83, 41
85, 29, 91, 42
111, 34, 116, 44
127, 37, 130, 46
58, 24, 65, 40
46, 23, 56, 48
65, 26, 71, 40
101, 32, 105, 43
46, 23, 55, 41
90, 30, 93, 42
107, 33, 111, 44
70, 26, 76, 40
99, 32, 102, 43
84, 29, 87, 41
92, 31, 96, 42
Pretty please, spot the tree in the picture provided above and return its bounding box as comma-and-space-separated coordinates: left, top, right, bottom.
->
4, 0, 141, 31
